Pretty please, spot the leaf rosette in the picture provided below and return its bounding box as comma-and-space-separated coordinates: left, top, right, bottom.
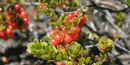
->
97, 37, 113, 53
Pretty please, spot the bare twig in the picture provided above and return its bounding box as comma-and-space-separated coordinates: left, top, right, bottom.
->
104, 10, 128, 38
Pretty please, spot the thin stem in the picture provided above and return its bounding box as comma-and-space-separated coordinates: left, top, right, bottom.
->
106, 52, 111, 63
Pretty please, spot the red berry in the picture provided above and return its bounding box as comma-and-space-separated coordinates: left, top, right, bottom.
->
63, 19, 69, 24
23, 18, 29, 24
57, 4, 61, 8
41, 4, 44, 6
39, 6, 42, 9
67, 14, 74, 20
3, 36, 8, 41
49, 30, 55, 37
43, 5, 46, 9
14, 4, 21, 11
7, 20, 13, 25
50, 38, 59, 46
56, 62, 63, 65
2, 56, 8, 63
74, 10, 79, 15
63, 4, 67, 9
20, 11, 28, 18
78, 22, 83, 27
20, 8, 25, 11
0, 30, 6, 38
54, 34, 62, 42
72, 26, 79, 34
6, 28, 13, 35
80, 16, 86, 23
71, 33, 79, 40
64, 35, 72, 43
54, 26, 60, 30
8, 25, 14, 29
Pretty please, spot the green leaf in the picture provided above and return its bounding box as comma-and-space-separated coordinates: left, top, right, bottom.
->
49, 49, 57, 58
34, 38, 39, 44
41, 54, 50, 60
85, 48, 89, 56
43, 36, 52, 42
79, 58, 85, 64
56, 21, 63, 26
45, 45, 50, 54
66, 48, 73, 54
0, 25, 5, 31
62, 53, 68, 59
85, 57, 91, 64
96, 62, 99, 65
37, 49, 46, 55
35, 43, 43, 50
49, 21, 63, 26
56, 54, 62, 61
73, 49, 79, 55
64, 61, 73, 65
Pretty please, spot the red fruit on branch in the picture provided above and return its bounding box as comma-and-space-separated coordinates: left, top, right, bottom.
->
39, 6, 42, 9
6, 28, 13, 35
64, 35, 72, 43
54, 34, 62, 42
8, 25, 14, 30
80, 16, 86, 23
23, 18, 29, 24
50, 38, 59, 46
0, 30, 6, 38
20, 11, 28, 18
56, 62, 63, 65
78, 22, 83, 28
74, 10, 79, 15
43, 5, 46, 9
49, 30, 55, 37
14, 4, 21, 11
67, 14, 74, 20
20, 8, 25, 12
72, 26, 79, 34
71, 33, 79, 40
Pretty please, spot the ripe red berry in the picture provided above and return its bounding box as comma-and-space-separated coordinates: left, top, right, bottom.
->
54, 34, 62, 42
63, 4, 67, 9
80, 16, 86, 23
14, 4, 21, 11
23, 18, 29, 24
57, 4, 61, 8
39, 6, 42, 9
0, 30, 6, 38
43, 5, 46, 9
67, 14, 74, 20
7, 20, 13, 25
72, 26, 79, 34
20, 8, 25, 12
2, 56, 8, 63
74, 10, 79, 15
71, 33, 79, 40
3, 36, 8, 41
56, 62, 63, 65
49, 30, 55, 37
63, 19, 69, 24
6, 28, 13, 35
64, 35, 72, 43
20, 11, 28, 18
50, 38, 59, 46
78, 22, 83, 28
8, 25, 14, 30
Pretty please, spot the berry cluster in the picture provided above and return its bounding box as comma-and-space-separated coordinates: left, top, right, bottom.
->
0, 4, 29, 40
49, 10, 85, 46
39, 3, 46, 9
